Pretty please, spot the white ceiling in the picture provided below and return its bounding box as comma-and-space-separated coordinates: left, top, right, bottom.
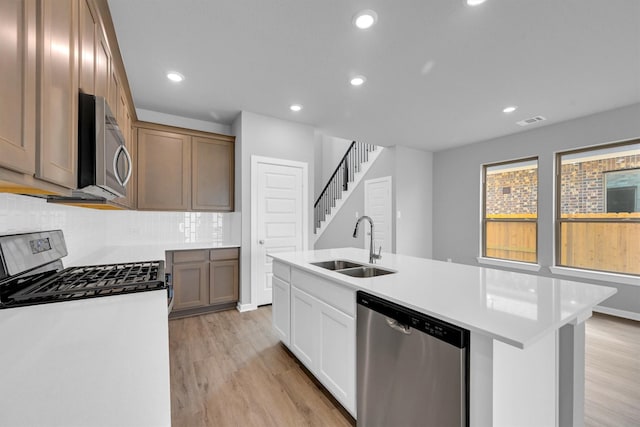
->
107, 0, 640, 151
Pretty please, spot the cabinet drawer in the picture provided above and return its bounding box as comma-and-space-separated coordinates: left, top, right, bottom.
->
172, 250, 208, 264
273, 261, 291, 283
291, 268, 355, 317
209, 248, 239, 261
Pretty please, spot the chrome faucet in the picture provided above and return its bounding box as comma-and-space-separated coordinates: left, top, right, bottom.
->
353, 215, 382, 264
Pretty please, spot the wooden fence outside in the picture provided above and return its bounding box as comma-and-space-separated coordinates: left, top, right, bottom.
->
485, 213, 640, 274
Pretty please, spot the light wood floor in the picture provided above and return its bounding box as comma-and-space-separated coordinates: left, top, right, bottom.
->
169, 308, 639, 427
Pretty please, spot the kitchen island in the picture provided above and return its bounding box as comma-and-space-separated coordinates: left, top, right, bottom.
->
270, 248, 617, 427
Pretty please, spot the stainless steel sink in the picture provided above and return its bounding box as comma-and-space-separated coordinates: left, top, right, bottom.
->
337, 266, 396, 278
311, 260, 365, 271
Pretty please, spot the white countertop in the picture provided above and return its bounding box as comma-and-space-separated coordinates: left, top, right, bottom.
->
270, 248, 617, 349
0, 290, 171, 427
67, 241, 240, 266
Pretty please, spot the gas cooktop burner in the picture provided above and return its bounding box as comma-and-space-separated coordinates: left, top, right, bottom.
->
1, 262, 165, 308
0, 230, 167, 309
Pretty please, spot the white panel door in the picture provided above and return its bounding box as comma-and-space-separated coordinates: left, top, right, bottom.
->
255, 160, 305, 306
364, 176, 392, 254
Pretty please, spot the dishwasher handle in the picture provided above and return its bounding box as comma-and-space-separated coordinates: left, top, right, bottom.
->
385, 317, 411, 334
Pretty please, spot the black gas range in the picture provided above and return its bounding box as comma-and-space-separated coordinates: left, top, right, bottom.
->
0, 230, 168, 309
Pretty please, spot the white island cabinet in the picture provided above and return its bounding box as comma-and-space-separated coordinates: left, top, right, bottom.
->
273, 262, 357, 415
270, 248, 617, 427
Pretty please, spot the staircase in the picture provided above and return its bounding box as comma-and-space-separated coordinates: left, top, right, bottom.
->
314, 141, 382, 241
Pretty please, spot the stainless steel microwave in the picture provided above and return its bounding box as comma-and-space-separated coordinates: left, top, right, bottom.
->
77, 93, 132, 200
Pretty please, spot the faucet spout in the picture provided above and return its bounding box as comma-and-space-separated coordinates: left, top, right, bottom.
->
353, 215, 381, 264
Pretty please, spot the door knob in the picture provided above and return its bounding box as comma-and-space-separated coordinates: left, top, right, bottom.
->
259, 240, 265, 245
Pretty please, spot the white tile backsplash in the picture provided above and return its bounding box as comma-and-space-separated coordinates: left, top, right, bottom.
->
0, 194, 241, 265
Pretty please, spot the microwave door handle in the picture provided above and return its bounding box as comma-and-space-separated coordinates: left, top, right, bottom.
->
113, 145, 133, 187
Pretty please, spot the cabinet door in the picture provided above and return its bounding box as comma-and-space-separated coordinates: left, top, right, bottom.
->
173, 262, 209, 311
192, 136, 234, 211
108, 68, 118, 115
94, 26, 110, 100
0, 0, 37, 174
78, 0, 96, 94
290, 287, 318, 371
37, 0, 78, 188
209, 260, 238, 305
272, 276, 290, 347
318, 300, 356, 414
137, 128, 191, 210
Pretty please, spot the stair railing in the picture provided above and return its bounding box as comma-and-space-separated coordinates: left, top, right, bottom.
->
314, 141, 376, 232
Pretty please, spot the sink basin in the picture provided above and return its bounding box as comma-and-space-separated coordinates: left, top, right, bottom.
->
337, 266, 396, 278
311, 260, 365, 271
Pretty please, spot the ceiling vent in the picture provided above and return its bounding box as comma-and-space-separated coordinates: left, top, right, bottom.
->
516, 116, 546, 127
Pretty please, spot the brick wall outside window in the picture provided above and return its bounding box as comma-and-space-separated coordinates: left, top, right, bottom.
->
560, 154, 640, 214
486, 169, 537, 215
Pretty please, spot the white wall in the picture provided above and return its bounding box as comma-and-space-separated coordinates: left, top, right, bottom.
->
395, 146, 433, 258
234, 111, 316, 309
321, 135, 352, 189
432, 103, 640, 315
136, 108, 232, 135
0, 193, 240, 266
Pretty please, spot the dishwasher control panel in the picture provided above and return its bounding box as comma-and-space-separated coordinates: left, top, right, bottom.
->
357, 291, 469, 348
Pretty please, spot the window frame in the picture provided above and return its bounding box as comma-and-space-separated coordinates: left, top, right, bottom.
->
481, 156, 539, 264
554, 139, 640, 277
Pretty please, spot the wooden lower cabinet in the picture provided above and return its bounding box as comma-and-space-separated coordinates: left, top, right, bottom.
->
172, 261, 209, 311
168, 248, 239, 318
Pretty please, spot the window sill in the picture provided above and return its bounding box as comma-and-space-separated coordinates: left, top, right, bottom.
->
477, 257, 542, 272
549, 266, 640, 287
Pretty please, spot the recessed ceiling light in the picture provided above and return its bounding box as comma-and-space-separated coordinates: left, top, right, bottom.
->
350, 75, 366, 86
353, 10, 378, 29
467, 0, 487, 6
290, 104, 302, 112
166, 72, 184, 82
503, 106, 518, 113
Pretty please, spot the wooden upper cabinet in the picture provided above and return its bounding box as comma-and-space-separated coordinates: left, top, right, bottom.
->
78, 0, 96, 94
137, 128, 191, 210
37, 0, 78, 189
0, 0, 37, 175
94, 26, 110, 101
136, 124, 235, 212
192, 136, 234, 211
108, 67, 119, 116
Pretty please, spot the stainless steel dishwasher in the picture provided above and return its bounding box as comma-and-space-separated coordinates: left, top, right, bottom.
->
357, 291, 470, 427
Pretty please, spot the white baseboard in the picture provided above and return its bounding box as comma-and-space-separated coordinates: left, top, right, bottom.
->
594, 305, 640, 321
236, 303, 258, 313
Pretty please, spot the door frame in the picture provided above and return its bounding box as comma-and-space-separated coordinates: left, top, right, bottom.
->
363, 175, 393, 251
251, 155, 309, 307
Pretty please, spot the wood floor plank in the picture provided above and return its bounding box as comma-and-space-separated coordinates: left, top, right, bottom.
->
169, 307, 639, 427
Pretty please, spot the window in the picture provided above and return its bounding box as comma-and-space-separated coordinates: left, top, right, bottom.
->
482, 158, 538, 263
556, 139, 640, 276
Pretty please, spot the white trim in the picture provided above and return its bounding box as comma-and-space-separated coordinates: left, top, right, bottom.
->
236, 303, 258, 313
477, 257, 542, 272
549, 266, 640, 286
593, 305, 640, 321
251, 155, 309, 308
